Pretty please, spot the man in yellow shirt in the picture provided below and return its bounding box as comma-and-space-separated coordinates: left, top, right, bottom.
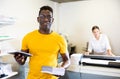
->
14, 6, 70, 79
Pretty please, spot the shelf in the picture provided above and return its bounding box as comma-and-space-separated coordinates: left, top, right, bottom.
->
50, 0, 79, 3
0, 72, 18, 79
0, 36, 13, 41
0, 53, 9, 57
0, 15, 15, 27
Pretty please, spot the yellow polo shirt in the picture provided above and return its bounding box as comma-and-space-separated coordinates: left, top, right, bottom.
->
21, 30, 67, 79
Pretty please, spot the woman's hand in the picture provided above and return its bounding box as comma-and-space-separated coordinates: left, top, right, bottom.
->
84, 52, 90, 55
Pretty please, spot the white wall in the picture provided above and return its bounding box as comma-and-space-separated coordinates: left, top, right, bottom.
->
1, 0, 120, 56
59, 0, 120, 55
0, 0, 59, 50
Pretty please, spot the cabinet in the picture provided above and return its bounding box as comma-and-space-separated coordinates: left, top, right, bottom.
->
0, 16, 18, 79
68, 44, 76, 56
0, 38, 18, 79
0, 54, 18, 79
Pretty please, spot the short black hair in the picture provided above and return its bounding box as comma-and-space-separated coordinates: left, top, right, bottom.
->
92, 25, 100, 31
39, 6, 53, 16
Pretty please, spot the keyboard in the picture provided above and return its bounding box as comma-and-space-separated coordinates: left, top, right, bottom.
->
83, 55, 120, 61
82, 61, 120, 68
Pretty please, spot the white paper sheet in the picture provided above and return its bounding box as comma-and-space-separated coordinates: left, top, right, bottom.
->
41, 66, 65, 76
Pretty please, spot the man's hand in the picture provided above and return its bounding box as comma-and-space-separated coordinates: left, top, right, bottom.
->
14, 53, 27, 65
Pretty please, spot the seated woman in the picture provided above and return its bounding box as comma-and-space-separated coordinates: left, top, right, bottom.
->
86, 26, 115, 56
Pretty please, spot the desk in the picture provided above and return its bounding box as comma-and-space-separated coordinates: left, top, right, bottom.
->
68, 54, 120, 79
66, 65, 120, 79
80, 65, 120, 77
60, 70, 120, 79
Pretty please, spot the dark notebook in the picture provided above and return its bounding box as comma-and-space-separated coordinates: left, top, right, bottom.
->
9, 51, 32, 57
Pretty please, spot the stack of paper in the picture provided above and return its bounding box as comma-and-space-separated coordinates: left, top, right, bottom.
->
41, 66, 65, 76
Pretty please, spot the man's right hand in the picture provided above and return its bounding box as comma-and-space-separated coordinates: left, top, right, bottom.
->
14, 53, 27, 65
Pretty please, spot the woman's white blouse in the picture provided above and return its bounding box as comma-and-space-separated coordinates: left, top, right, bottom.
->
88, 34, 111, 54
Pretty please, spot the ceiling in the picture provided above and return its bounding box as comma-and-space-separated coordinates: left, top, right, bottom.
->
50, 0, 80, 3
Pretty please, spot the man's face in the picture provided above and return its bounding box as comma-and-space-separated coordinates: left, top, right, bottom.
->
37, 10, 53, 31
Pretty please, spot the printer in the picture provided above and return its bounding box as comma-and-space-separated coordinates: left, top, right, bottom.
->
80, 55, 120, 68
